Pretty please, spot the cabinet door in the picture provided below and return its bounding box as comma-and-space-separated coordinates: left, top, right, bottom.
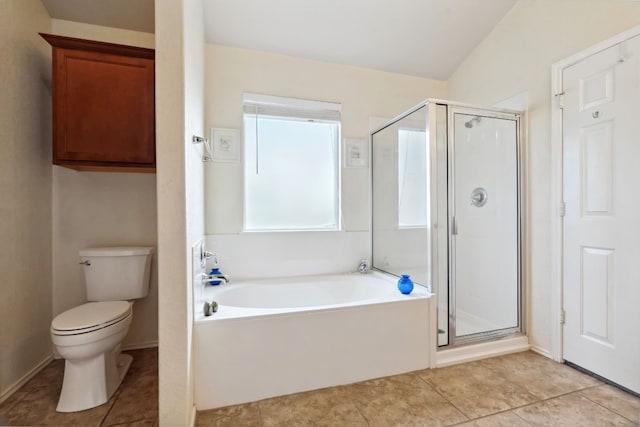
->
53, 47, 155, 167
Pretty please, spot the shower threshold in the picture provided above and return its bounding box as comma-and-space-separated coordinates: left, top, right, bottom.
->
436, 335, 529, 368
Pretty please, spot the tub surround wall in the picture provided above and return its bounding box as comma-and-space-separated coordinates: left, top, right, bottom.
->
49, 19, 158, 350
200, 232, 368, 308
0, 0, 53, 401
204, 232, 369, 278
204, 44, 447, 274
447, 0, 640, 356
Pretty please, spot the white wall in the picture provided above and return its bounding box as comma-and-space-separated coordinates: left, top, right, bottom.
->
204, 45, 447, 278
49, 19, 158, 349
156, 0, 205, 424
447, 0, 640, 354
0, 0, 52, 400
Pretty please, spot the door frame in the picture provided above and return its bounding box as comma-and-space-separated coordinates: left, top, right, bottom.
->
550, 24, 640, 362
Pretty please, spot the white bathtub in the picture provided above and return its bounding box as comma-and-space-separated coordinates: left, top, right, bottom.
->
194, 272, 436, 410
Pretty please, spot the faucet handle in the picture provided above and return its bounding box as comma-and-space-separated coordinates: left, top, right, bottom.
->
358, 258, 370, 273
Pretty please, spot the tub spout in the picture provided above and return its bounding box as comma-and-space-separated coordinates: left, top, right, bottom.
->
200, 272, 230, 284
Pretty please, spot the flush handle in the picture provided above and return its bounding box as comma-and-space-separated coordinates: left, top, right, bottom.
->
79, 260, 91, 266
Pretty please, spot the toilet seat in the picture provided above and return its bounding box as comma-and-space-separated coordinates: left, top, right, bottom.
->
52, 301, 132, 336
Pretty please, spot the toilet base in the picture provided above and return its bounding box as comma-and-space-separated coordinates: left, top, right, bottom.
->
56, 350, 133, 413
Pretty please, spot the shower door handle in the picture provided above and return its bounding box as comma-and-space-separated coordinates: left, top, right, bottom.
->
451, 216, 458, 235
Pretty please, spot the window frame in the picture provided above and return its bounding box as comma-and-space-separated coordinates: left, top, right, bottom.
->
242, 93, 342, 233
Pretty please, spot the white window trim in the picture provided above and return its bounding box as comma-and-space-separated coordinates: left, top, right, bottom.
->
242, 93, 342, 233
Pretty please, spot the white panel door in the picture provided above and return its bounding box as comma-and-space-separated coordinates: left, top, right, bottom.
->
563, 36, 640, 393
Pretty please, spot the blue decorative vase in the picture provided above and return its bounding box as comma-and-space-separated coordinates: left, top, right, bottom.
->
398, 274, 414, 295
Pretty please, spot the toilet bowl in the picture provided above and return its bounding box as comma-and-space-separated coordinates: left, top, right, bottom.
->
51, 247, 153, 413
52, 301, 133, 412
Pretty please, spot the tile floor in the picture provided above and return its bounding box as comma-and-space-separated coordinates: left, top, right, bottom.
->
197, 351, 640, 427
0, 347, 158, 427
2, 349, 638, 426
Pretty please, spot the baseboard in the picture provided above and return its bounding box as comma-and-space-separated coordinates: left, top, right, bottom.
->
529, 345, 553, 359
436, 335, 530, 368
122, 340, 158, 351
0, 354, 53, 404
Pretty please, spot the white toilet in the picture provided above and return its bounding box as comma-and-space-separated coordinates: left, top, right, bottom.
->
51, 246, 153, 413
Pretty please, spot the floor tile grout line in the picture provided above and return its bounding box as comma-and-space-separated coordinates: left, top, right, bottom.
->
0, 388, 32, 418
501, 386, 631, 417
578, 390, 640, 424
348, 393, 371, 427
510, 408, 535, 426
447, 407, 534, 426
257, 399, 264, 426
411, 362, 608, 423
412, 372, 474, 422
99, 385, 125, 427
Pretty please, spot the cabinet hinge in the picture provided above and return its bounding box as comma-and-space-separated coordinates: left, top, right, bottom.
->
560, 309, 566, 325
555, 92, 565, 109
559, 202, 566, 217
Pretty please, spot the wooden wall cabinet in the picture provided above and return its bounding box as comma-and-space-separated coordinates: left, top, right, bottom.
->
41, 33, 155, 172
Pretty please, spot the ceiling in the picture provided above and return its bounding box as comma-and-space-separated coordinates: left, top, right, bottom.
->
41, 0, 517, 80
41, 0, 155, 34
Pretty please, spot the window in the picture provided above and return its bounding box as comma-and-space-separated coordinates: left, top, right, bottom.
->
243, 94, 341, 231
398, 128, 428, 228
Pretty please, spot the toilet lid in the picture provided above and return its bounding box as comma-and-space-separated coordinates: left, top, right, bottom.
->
52, 301, 131, 332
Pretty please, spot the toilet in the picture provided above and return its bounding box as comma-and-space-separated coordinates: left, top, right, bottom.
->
51, 246, 153, 413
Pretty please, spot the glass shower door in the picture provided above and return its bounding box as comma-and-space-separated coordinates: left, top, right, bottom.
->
450, 109, 520, 341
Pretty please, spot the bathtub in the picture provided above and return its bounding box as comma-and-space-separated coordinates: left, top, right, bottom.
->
194, 272, 436, 410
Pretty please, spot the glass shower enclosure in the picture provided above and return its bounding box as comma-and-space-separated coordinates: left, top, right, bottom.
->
371, 100, 523, 347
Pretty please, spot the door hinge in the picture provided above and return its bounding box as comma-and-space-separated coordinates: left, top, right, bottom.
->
560, 308, 566, 325
559, 202, 566, 217
555, 92, 565, 109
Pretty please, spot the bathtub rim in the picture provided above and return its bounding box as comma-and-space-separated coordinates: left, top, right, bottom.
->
196, 271, 431, 322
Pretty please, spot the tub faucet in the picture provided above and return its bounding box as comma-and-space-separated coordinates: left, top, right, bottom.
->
200, 272, 230, 284
358, 259, 371, 274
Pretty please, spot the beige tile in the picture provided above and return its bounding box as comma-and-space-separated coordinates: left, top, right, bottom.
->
1, 384, 114, 426
259, 386, 367, 427
417, 360, 539, 419
197, 402, 261, 427
479, 351, 599, 399
102, 369, 158, 426
108, 419, 158, 427
580, 384, 640, 424
345, 373, 467, 426
455, 410, 532, 426
0, 390, 29, 418
514, 393, 635, 426
124, 348, 158, 379
0, 348, 158, 427
21, 358, 65, 391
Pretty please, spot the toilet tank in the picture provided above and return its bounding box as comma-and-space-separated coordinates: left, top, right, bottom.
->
80, 247, 154, 301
